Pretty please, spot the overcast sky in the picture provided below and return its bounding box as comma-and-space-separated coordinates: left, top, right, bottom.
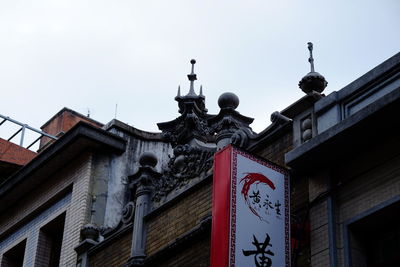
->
0, 0, 399, 148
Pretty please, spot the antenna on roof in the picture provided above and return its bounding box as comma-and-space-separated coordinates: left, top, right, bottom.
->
87, 108, 90, 118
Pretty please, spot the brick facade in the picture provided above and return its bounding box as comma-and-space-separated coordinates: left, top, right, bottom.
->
146, 181, 212, 257
0, 152, 93, 266
257, 131, 293, 167
0, 138, 37, 166
89, 229, 132, 267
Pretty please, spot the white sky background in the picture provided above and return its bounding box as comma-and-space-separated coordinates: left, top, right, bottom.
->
0, 0, 399, 149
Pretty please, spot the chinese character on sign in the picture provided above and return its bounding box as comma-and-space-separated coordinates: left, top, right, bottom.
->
242, 234, 274, 267
274, 200, 281, 216
250, 190, 261, 204
263, 194, 274, 211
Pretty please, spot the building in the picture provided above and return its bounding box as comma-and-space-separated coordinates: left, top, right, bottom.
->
0, 50, 399, 267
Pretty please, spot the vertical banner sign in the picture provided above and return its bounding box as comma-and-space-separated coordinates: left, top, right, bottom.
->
211, 145, 290, 267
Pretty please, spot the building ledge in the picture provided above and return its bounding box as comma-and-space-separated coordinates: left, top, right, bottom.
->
285, 87, 400, 172
0, 122, 126, 212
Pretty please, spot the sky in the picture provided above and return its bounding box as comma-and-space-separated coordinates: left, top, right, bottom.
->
0, 0, 399, 149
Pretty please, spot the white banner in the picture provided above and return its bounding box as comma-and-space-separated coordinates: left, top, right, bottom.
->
230, 149, 290, 267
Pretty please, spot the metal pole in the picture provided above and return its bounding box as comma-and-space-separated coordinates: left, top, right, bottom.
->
20, 125, 26, 146
0, 114, 57, 140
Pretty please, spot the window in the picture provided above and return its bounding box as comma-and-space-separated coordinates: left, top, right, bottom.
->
348, 200, 400, 267
35, 212, 66, 267
1, 239, 27, 267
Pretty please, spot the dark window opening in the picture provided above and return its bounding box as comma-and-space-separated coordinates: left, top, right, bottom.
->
349, 200, 400, 267
1, 239, 27, 267
35, 212, 66, 267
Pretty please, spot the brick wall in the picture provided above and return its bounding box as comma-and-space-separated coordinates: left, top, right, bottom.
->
0, 152, 94, 267
0, 138, 37, 165
60, 153, 94, 266
150, 234, 210, 267
0, 194, 71, 266
146, 181, 212, 257
308, 153, 400, 266
35, 228, 53, 267
39, 108, 103, 150
89, 230, 132, 267
256, 131, 293, 167
0, 153, 91, 238
336, 153, 400, 266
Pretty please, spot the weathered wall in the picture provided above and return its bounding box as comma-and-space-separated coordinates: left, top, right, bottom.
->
102, 126, 172, 228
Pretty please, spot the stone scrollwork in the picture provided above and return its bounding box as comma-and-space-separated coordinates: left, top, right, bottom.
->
121, 201, 135, 224
230, 128, 252, 148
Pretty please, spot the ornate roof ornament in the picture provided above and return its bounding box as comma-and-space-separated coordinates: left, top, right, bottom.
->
299, 42, 328, 96
175, 59, 207, 114
158, 59, 214, 146
209, 92, 254, 149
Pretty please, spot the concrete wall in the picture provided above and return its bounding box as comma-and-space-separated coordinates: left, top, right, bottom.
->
100, 126, 172, 228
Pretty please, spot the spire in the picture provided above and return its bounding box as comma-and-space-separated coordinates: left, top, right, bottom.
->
299, 42, 328, 95
199, 85, 204, 96
177, 85, 181, 97
187, 59, 197, 96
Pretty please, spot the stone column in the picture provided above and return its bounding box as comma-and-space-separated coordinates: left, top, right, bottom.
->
125, 152, 159, 266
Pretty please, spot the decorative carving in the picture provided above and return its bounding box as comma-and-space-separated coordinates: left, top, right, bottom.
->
160, 112, 212, 146
81, 223, 100, 242
152, 144, 215, 201
121, 201, 135, 224
231, 128, 252, 148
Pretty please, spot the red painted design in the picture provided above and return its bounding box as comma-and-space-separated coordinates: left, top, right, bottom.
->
240, 172, 275, 219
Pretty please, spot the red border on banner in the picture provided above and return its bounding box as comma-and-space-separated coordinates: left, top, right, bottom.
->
210, 145, 232, 267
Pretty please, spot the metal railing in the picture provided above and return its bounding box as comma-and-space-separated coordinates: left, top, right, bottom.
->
0, 114, 58, 150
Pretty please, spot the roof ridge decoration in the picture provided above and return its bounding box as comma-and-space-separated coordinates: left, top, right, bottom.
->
157, 59, 214, 147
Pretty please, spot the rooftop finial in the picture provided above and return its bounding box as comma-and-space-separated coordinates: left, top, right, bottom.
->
187, 59, 197, 96
308, 42, 315, 72
299, 42, 327, 95
177, 85, 181, 97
